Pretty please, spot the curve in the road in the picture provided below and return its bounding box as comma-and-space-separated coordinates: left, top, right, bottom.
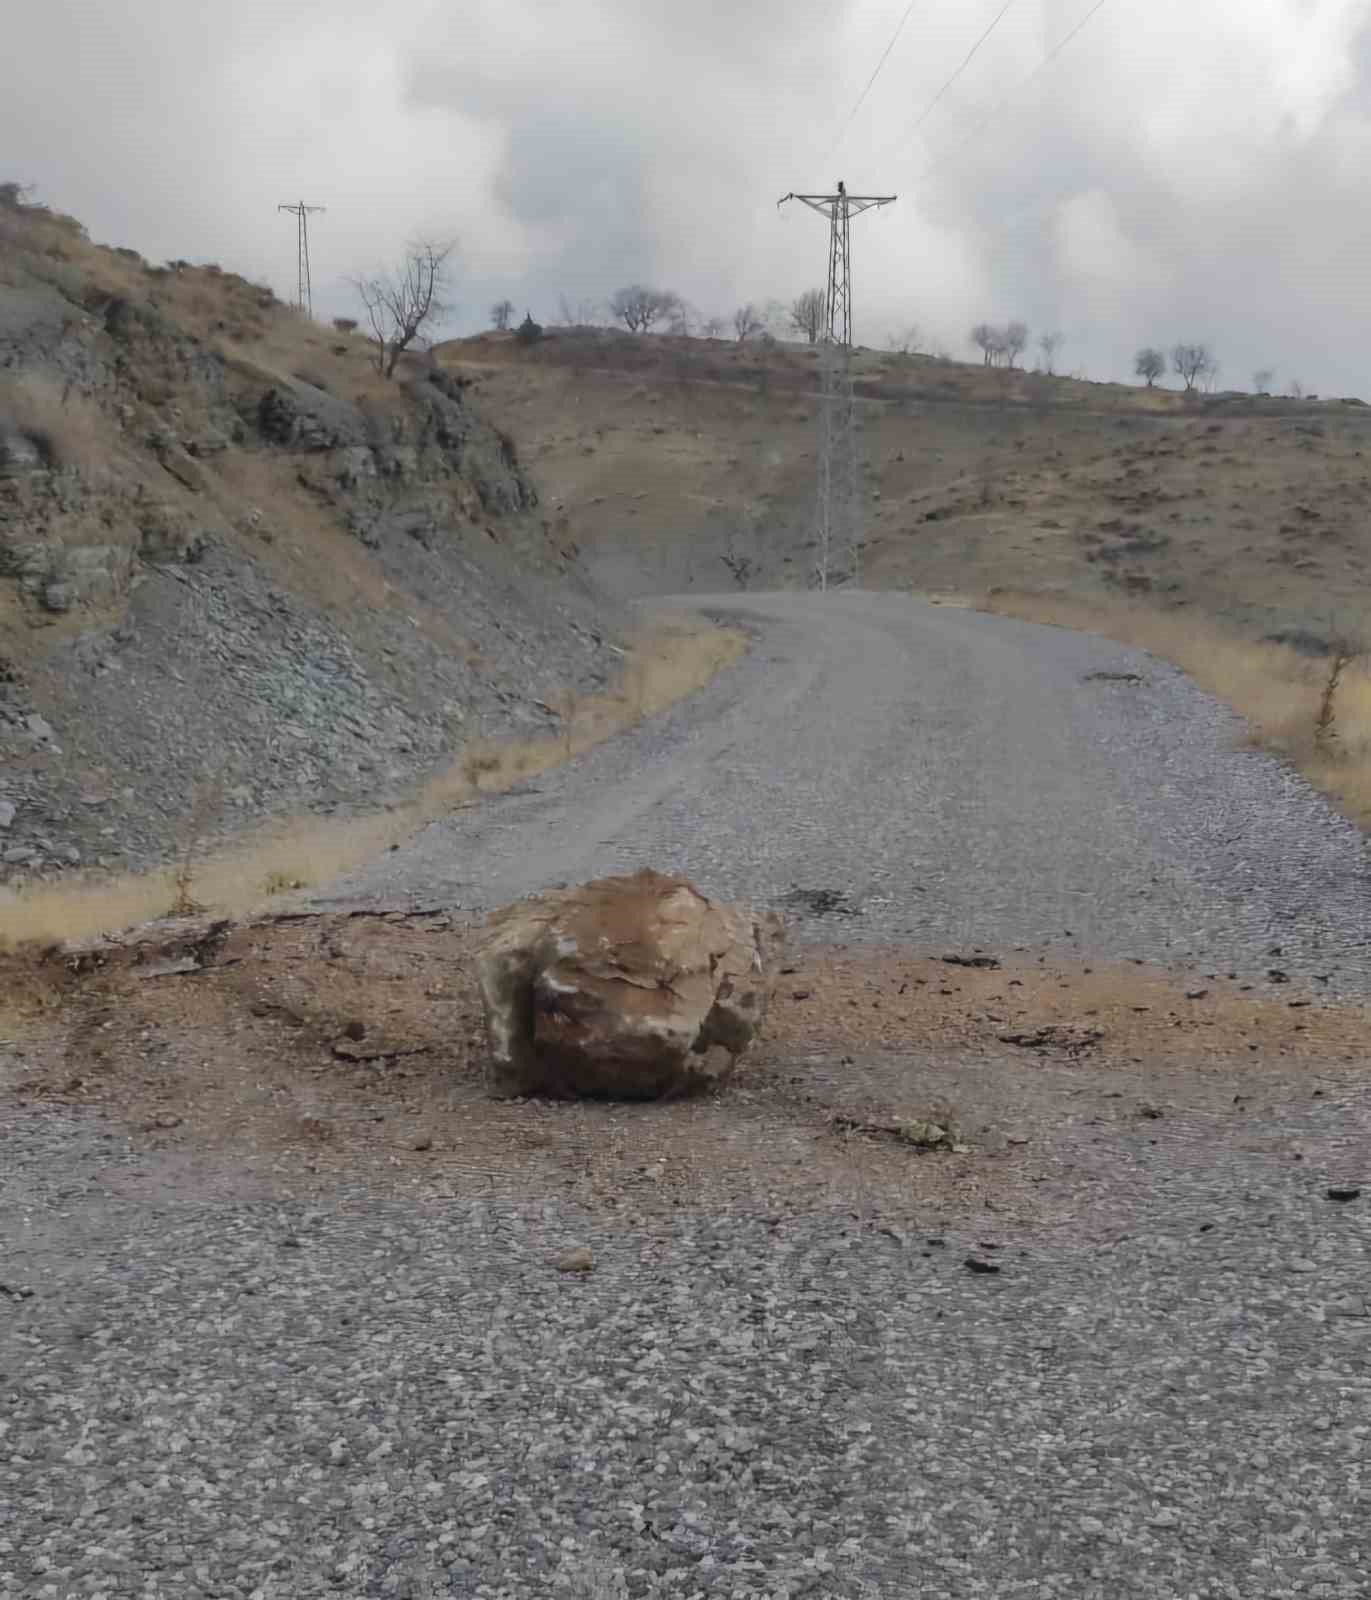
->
315, 592, 1371, 994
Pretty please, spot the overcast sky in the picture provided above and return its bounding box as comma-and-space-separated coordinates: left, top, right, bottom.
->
5, 0, 1371, 393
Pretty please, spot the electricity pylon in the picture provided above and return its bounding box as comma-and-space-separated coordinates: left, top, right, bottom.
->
778, 181, 895, 588
277, 200, 325, 317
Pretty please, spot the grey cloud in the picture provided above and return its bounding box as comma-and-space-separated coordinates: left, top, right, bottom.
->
4, 0, 1371, 392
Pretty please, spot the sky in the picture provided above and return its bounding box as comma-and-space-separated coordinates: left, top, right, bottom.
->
5, 0, 1371, 394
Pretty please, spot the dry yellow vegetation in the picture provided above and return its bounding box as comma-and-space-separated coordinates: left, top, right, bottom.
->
982, 589, 1371, 824
0, 616, 743, 948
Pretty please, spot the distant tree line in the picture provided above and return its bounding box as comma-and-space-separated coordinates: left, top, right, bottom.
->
477, 284, 847, 347
464, 275, 1317, 402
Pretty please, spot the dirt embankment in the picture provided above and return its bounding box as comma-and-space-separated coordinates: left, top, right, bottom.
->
3, 912, 1364, 1235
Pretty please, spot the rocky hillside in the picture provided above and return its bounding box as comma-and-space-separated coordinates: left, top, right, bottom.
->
0, 192, 621, 890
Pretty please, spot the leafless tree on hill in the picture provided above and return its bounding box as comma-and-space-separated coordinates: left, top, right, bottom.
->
556, 294, 602, 328
490, 299, 515, 331
970, 321, 1029, 368
1134, 347, 1166, 387
970, 323, 1000, 366
733, 304, 764, 343
351, 238, 456, 378
761, 300, 791, 338
887, 325, 923, 355
609, 285, 681, 334
1252, 367, 1275, 395
1170, 342, 1217, 393
668, 299, 700, 337
1037, 331, 1064, 375
702, 315, 727, 338
790, 288, 827, 344
1002, 321, 1030, 370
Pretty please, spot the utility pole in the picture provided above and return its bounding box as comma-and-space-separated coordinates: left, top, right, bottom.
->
277, 200, 325, 317
778, 181, 895, 588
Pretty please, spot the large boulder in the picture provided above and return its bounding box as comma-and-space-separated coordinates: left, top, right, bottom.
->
477, 869, 783, 1099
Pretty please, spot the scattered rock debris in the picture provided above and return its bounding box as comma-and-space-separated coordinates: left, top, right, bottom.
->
782, 886, 859, 918
831, 1112, 961, 1152
997, 1024, 1105, 1053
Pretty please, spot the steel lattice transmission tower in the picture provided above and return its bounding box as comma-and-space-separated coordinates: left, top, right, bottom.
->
278, 200, 325, 317
778, 181, 895, 588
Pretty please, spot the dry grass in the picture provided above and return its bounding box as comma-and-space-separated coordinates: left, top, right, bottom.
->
0, 371, 115, 474
982, 589, 1371, 823
1, 192, 383, 400
0, 617, 745, 948
413, 614, 744, 813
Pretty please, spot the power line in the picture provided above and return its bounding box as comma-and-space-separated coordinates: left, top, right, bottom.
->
277, 200, 325, 317
777, 182, 897, 590
822, 0, 922, 160
909, 0, 1118, 189
886, 0, 1022, 155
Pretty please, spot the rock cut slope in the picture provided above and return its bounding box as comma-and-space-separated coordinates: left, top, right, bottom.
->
0, 191, 619, 888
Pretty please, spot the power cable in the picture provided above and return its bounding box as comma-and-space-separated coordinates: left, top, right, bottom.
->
910, 0, 1118, 188
887, 0, 1023, 155
822, 0, 922, 160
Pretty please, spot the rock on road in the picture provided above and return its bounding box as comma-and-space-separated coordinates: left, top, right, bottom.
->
4, 592, 1369, 1600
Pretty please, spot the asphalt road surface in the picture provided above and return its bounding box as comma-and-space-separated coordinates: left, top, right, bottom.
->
6, 593, 1369, 1600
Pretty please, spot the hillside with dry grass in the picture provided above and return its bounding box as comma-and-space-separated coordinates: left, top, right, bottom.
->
0, 192, 663, 912
438, 325, 1371, 823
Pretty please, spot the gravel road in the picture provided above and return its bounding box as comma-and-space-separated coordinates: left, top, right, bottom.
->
322, 591, 1371, 993
4, 592, 1369, 1599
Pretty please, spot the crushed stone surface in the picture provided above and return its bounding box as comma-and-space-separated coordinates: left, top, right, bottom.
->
4, 591, 1370, 1597
3, 1092, 1368, 1600
317, 591, 1371, 1000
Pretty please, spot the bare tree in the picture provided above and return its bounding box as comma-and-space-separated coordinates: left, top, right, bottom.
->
351, 238, 456, 378
1134, 347, 1166, 387
490, 299, 515, 331
971, 323, 1006, 366
1170, 342, 1217, 394
789, 288, 827, 344
1252, 367, 1275, 395
1037, 331, 1064, 375
667, 299, 699, 337
702, 315, 727, 338
1002, 320, 1030, 370
556, 293, 602, 328
1288, 377, 1306, 400
732, 303, 764, 343
887, 324, 923, 355
761, 299, 791, 337
609, 285, 680, 334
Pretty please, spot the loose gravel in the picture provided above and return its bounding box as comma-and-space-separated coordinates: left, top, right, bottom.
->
315, 592, 1371, 999
5, 592, 1370, 1598
3, 1095, 1368, 1600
